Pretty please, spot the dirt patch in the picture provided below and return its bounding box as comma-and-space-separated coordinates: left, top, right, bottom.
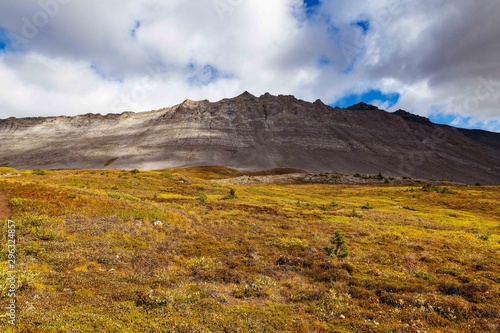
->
104, 157, 119, 167
0, 192, 12, 220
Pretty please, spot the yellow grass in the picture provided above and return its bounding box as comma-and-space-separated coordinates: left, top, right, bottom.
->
0, 167, 499, 332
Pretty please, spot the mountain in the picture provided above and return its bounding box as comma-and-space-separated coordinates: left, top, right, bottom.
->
1, 92, 499, 184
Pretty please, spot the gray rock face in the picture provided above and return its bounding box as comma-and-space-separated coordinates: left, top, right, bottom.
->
0, 92, 499, 184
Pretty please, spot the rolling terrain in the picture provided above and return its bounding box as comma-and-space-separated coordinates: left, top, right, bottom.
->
0, 166, 499, 332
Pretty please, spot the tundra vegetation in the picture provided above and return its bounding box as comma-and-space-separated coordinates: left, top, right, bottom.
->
0, 166, 499, 332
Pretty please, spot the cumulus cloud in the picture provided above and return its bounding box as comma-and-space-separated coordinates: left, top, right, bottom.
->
0, 0, 498, 131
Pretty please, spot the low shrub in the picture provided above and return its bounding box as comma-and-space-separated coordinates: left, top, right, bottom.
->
233, 276, 276, 298
361, 203, 374, 210
107, 192, 141, 201
317, 289, 352, 319
325, 230, 349, 259
277, 237, 309, 252
225, 189, 238, 200
197, 193, 208, 203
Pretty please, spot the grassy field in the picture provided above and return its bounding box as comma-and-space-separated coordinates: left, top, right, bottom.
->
0, 166, 499, 332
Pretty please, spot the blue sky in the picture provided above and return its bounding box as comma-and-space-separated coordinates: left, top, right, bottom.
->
0, 28, 8, 50
333, 90, 400, 109
304, 0, 321, 10
0, 0, 498, 132
428, 113, 458, 127
355, 20, 370, 34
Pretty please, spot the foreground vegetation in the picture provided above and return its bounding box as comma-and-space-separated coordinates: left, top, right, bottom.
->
0, 166, 499, 332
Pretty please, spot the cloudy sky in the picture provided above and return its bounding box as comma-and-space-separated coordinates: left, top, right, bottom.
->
0, 0, 499, 132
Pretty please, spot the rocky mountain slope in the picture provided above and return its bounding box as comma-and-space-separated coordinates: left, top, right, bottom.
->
1, 92, 499, 184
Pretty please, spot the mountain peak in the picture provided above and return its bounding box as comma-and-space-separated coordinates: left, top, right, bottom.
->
347, 102, 379, 111
314, 99, 326, 106
179, 99, 209, 108
1, 92, 499, 184
237, 91, 257, 99
394, 109, 431, 124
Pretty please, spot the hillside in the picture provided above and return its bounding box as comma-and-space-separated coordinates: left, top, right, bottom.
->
0, 167, 499, 332
0, 92, 499, 184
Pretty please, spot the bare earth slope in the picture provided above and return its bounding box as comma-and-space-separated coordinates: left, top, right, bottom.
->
0, 92, 499, 184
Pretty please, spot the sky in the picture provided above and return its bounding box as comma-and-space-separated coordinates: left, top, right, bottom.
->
0, 0, 499, 132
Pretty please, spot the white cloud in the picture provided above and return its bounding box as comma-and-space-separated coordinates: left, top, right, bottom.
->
0, 0, 498, 131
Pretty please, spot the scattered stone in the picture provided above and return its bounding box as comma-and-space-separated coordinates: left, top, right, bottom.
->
0, 173, 21, 178
24, 302, 35, 312
177, 177, 192, 184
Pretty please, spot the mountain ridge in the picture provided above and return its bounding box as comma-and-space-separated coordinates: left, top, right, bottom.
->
1, 92, 499, 184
